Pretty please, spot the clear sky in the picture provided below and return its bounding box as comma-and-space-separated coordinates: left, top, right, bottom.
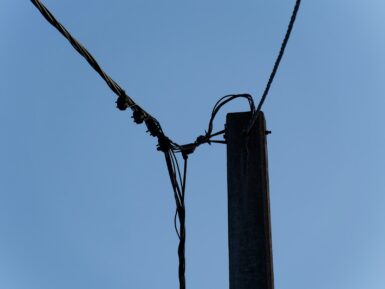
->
1, 1, 385, 289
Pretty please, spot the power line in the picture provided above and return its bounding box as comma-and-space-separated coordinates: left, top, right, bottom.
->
30, 1, 301, 288
30, 0, 167, 141
248, 0, 302, 134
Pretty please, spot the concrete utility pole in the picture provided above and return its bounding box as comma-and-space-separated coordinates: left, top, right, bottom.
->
226, 111, 274, 289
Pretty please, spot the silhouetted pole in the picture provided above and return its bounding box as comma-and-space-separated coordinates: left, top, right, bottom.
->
226, 111, 274, 289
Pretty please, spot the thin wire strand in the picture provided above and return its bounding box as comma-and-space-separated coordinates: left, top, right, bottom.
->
174, 209, 181, 239
171, 151, 184, 190
207, 94, 255, 137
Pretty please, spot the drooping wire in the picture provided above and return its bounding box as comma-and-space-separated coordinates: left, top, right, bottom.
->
30, 0, 167, 139
30, 2, 188, 288
164, 94, 257, 289
207, 94, 255, 137
247, 0, 302, 134
170, 94, 255, 157
164, 150, 188, 289
31, 1, 302, 289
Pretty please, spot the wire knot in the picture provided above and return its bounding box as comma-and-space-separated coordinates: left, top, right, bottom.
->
195, 134, 209, 145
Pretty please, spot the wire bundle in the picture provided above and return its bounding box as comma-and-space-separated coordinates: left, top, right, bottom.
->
30, 0, 166, 139
30, 0, 301, 288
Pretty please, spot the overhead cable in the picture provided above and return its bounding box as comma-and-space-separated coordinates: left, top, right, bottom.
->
30, 1, 301, 289
30, 0, 167, 140
247, 0, 302, 134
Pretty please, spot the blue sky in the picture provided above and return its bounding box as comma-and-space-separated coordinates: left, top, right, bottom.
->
1, 1, 385, 289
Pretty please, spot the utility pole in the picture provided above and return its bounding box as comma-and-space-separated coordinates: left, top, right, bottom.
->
226, 111, 274, 289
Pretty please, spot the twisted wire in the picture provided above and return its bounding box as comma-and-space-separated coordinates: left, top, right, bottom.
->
164, 150, 188, 289
30, 0, 165, 133
247, 0, 302, 133
31, 1, 302, 289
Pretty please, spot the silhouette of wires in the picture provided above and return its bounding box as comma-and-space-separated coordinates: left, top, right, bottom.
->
207, 94, 255, 137
164, 150, 188, 289
248, 0, 302, 134
30, 0, 167, 139
170, 94, 256, 157
30, 1, 302, 289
